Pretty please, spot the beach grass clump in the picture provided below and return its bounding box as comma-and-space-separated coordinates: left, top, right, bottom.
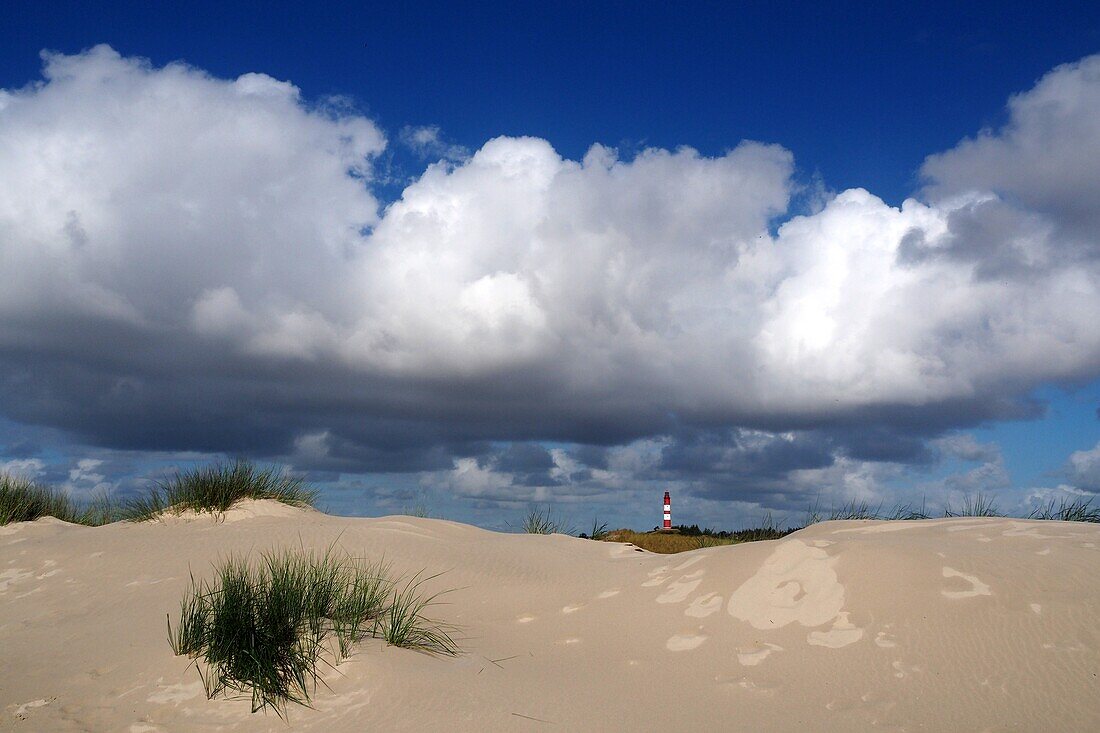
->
829, 499, 882, 521
580, 517, 609, 540
886, 500, 930, 521
0, 473, 81, 525
170, 546, 457, 716
403, 503, 434, 519
378, 572, 458, 651
806, 499, 935, 524
124, 461, 316, 521
0, 475, 123, 526
945, 491, 1001, 517
520, 505, 571, 534
1028, 496, 1100, 522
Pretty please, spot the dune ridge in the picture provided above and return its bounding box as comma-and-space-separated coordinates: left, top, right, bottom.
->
2, 501, 1099, 731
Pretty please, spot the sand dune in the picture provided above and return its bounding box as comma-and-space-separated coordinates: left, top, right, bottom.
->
3, 502, 1099, 731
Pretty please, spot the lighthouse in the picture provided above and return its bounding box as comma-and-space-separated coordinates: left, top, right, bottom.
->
662, 491, 672, 530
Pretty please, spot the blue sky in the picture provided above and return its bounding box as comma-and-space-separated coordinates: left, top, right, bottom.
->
6, 1, 1100, 203
1, 1, 1100, 530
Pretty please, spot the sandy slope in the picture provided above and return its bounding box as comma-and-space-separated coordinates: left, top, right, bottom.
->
2, 502, 1099, 731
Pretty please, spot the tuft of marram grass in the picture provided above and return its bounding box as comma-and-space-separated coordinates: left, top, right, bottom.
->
829, 499, 883, 521
403, 503, 433, 519
0, 473, 81, 525
379, 572, 459, 653
806, 499, 932, 525
887, 500, 930, 521
76, 490, 124, 526
520, 505, 572, 534
945, 491, 1002, 518
582, 517, 609, 541
1028, 496, 1100, 522
170, 546, 457, 717
123, 461, 316, 521
0, 474, 121, 526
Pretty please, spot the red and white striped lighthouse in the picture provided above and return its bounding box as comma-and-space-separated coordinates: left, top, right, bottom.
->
662, 491, 672, 530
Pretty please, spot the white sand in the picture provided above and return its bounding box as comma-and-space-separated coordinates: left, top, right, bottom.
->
2, 503, 1099, 731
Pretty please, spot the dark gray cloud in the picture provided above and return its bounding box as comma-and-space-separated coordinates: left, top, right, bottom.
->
0, 437, 40, 458
1, 46, 1100, 514
659, 429, 833, 478
897, 198, 1060, 280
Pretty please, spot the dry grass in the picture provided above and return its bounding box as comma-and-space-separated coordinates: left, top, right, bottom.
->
601, 529, 739, 554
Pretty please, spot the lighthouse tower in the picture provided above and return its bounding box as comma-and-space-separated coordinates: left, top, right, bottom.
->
662, 491, 672, 530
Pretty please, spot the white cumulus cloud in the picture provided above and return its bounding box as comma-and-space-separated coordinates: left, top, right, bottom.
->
1, 46, 1099, 468
1068, 441, 1100, 491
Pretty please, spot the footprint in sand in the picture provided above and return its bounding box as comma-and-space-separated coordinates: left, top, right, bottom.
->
891, 660, 922, 679
146, 681, 204, 704
717, 676, 781, 695
807, 612, 863, 648
656, 572, 705, 604
874, 631, 897, 648
125, 577, 176, 588
1001, 523, 1074, 540
666, 632, 707, 651
941, 567, 991, 599
643, 564, 673, 586
12, 698, 52, 720
684, 592, 723, 618
727, 540, 846, 630
673, 556, 705, 571
0, 568, 33, 593
737, 642, 783, 666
